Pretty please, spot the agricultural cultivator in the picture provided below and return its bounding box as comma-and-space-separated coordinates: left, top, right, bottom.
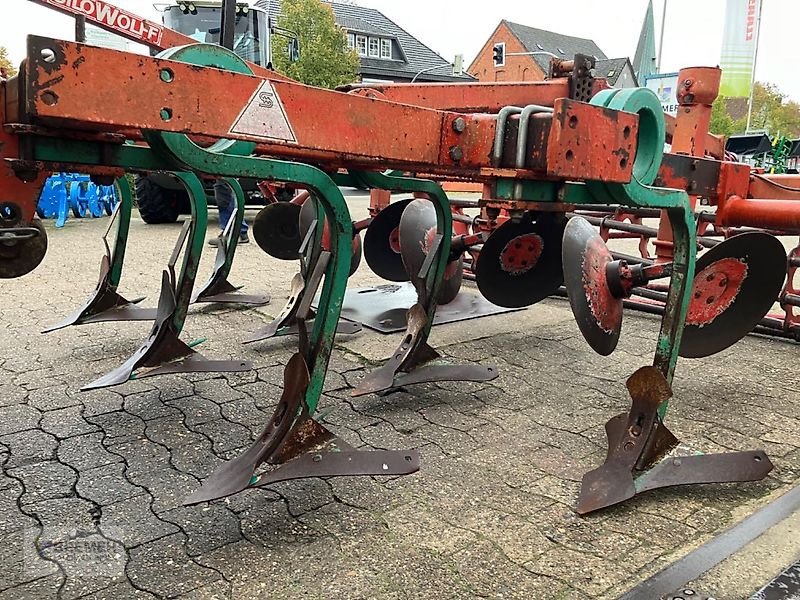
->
1, 0, 799, 520
37, 172, 119, 227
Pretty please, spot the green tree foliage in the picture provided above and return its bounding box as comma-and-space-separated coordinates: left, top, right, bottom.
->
270, 0, 360, 89
709, 96, 739, 137
748, 82, 800, 138
712, 82, 800, 138
0, 46, 17, 78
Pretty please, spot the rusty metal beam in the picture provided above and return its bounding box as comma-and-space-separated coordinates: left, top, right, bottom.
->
19, 37, 638, 183
341, 80, 605, 112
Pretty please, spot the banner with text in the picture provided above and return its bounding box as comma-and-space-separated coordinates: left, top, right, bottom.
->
719, 0, 761, 97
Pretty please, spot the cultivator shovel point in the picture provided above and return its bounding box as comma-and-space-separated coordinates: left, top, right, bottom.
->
82, 173, 252, 390
576, 366, 773, 515
252, 200, 302, 260
42, 177, 157, 332
475, 212, 565, 309
353, 196, 497, 397
185, 352, 420, 504
363, 198, 413, 282
191, 179, 270, 306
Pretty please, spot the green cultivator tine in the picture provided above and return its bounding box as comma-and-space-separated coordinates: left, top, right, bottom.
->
82, 171, 252, 390
147, 130, 352, 416
41, 174, 157, 332
191, 177, 270, 305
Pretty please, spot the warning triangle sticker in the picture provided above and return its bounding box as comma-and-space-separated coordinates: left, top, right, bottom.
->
229, 81, 297, 143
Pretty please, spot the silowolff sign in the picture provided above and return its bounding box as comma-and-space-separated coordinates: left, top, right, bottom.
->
719, 0, 761, 98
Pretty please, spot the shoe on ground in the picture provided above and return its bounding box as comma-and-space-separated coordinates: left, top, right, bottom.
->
207, 232, 249, 247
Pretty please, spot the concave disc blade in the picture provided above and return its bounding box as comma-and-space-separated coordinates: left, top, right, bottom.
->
252, 202, 302, 260
562, 216, 622, 356
0, 218, 48, 279
363, 199, 412, 281
679, 231, 787, 358
300, 196, 361, 277
398, 198, 463, 304
350, 232, 363, 277
474, 215, 564, 308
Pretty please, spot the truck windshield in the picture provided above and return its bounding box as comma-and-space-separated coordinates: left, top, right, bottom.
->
163, 6, 265, 65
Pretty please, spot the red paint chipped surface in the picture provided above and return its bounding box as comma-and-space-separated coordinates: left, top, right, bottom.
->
499, 233, 543, 275
686, 257, 747, 326
582, 236, 622, 333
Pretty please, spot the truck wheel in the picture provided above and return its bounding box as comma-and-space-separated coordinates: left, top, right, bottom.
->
134, 176, 187, 224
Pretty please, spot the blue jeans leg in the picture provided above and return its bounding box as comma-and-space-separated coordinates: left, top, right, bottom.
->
214, 181, 248, 235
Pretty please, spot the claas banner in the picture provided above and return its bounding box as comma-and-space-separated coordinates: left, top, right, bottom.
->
719, 0, 761, 98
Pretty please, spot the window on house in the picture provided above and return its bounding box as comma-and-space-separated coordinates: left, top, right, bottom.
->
369, 37, 380, 57
347, 33, 355, 50
536, 43, 544, 50
380, 38, 392, 59
356, 35, 367, 56
557, 47, 565, 55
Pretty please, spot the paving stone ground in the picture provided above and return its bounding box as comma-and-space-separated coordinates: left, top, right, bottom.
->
1, 197, 799, 600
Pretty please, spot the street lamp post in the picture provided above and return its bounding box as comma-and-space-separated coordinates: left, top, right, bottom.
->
745, 0, 765, 133
411, 63, 454, 83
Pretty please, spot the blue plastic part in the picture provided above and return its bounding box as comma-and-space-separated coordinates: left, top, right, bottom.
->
36, 173, 119, 228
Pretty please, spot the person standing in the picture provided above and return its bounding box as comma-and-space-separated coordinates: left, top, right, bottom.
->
208, 180, 249, 246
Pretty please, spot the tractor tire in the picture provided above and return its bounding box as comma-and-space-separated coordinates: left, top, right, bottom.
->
134, 176, 188, 224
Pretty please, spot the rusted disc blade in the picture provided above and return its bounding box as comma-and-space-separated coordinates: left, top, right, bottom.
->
350, 232, 363, 277
363, 199, 412, 281
562, 216, 622, 356
474, 216, 564, 308
438, 256, 464, 305
398, 198, 463, 304
301, 197, 361, 277
252, 202, 302, 260
0, 219, 48, 279
679, 232, 787, 358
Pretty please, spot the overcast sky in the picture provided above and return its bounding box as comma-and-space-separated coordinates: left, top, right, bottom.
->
3, 0, 800, 99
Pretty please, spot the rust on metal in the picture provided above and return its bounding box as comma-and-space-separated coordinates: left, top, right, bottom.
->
546, 99, 638, 183
583, 234, 622, 334
685, 258, 747, 327
499, 232, 543, 275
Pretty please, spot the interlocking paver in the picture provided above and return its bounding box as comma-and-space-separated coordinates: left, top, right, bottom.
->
0, 404, 41, 437
100, 494, 179, 548
57, 433, 120, 472
1, 213, 798, 599
76, 462, 143, 506
0, 430, 57, 468
10, 462, 77, 505
127, 533, 220, 597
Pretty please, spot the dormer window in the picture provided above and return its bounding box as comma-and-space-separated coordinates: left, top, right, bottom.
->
350, 33, 394, 60
356, 35, 367, 56
369, 37, 380, 57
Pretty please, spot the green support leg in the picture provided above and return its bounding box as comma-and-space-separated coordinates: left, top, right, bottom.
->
81, 171, 252, 390
343, 171, 498, 397
191, 177, 270, 306
41, 175, 158, 331
569, 87, 772, 514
